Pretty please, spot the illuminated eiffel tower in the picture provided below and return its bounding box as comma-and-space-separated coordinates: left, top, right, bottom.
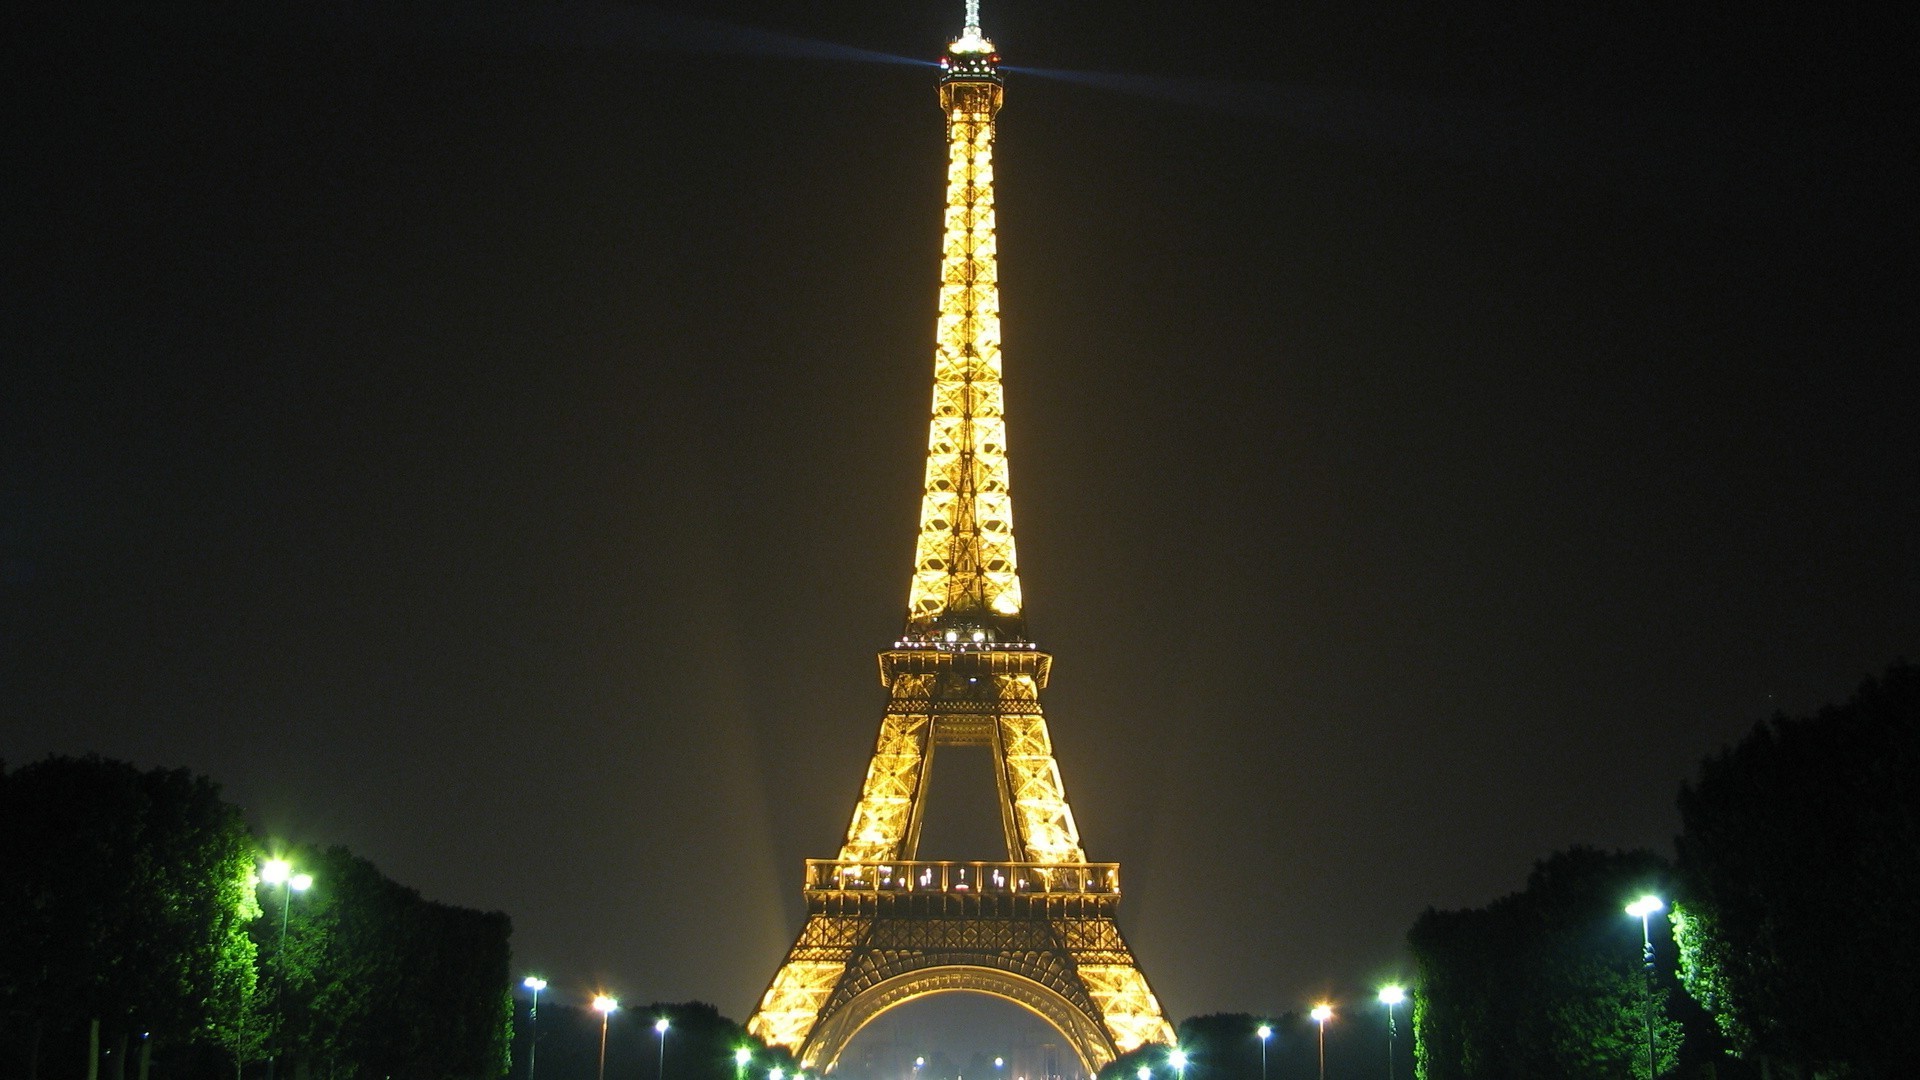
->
746, 5, 1176, 1072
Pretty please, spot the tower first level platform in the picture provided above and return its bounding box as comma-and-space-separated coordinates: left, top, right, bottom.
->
754, 857, 1168, 1072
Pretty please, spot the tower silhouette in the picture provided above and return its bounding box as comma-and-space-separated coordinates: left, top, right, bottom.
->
746, 6, 1175, 1071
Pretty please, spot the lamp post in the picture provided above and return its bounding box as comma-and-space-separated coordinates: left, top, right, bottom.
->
655, 1017, 671, 1080
1256, 1024, 1271, 1080
592, 996, 618, 1080
260, 858, 313, 1080
1377, 987, 1405, 1080
771, 1068, 785, 1080
1626, 895, 1664, 1080
1310, 1005, 1333, 1080
736, 1047, 753, 1080
522, 977, 547, 1080
1136, 1066, 1151, 1080
1169, 1046, 1187, 1080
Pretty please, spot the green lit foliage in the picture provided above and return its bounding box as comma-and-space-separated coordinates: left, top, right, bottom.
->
0, 755, 260, 1074
1674, 662, 1920, 1079
258, 844, 513, 1080
1407, 847, 1681, 1080
1668, 901, 1748, 1054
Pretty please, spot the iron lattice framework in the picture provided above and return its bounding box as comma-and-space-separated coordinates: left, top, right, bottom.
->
747, 6, 1174, 1072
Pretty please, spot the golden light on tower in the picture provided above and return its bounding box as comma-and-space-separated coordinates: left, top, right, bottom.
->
747, 4, 1174, 1069
909, 0, 1020, 635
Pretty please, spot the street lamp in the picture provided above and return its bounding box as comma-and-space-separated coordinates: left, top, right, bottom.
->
655, 1017, 671, 1080
592, 996, 618, 1080
260, 858, 313, 1080
523, 977, 547, 1080
735, 1047, 753, 1080
1256, 1024, 1271, 1080
1626, 895, 1665, 1080
1310, 1005, 1333, 1080
1136, 1066, 1151, 1080
771, 1068, 785, 1080
1169, 1046, 1187, 1080
1377, 987, 1406, 1080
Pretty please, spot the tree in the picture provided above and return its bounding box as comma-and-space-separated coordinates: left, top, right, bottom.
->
1406, 847, 1682, 1080
1173, 1014, 1266, 1080
263, 844, 513, 1080
642, 1001, 756, 1080
1674, 662, 1920, 1079
0, 755, 259, 1079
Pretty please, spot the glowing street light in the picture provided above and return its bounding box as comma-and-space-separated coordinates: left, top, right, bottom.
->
735, 1047, 753, 1080
260, 858, 314, 1080
592, 996, 618, 1080
1168, 1046, 1188, 1080
1626, 895, 1665, 1080
1256, 1024, 1271, 1080
655, 1017, 672, 1080
1378, 987, 1406, 1080
523, 977, 548, 1080
771, 1068, 785, 1080
1136, 1066, 1151, 1080
1310, 1005, 1333, 1080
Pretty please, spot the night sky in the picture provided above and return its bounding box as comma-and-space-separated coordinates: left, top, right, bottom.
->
7, 0, 1914, 1065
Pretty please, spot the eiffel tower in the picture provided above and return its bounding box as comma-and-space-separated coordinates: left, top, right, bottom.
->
745, 5, 1176, 1072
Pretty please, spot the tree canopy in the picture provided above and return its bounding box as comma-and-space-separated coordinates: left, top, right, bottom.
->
0, 755, 260, 1078
0, 755, 513, 1079
255, 843, 514, 1080
1406, 846, 1684, 1080
1673, 661, 1920, 1079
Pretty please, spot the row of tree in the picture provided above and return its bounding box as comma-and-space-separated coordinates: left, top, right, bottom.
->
1406, 661, 1918, 1080
0, 755, 514, 1079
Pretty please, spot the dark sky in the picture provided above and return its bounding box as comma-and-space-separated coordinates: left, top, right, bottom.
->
7, 0, 1914, 1065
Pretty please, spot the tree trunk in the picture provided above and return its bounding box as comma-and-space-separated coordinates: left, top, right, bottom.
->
87, 1018, 100, 1080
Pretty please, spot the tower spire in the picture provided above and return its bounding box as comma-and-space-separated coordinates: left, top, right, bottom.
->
911, 0, 1015, 640
959, 0, 987, 47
